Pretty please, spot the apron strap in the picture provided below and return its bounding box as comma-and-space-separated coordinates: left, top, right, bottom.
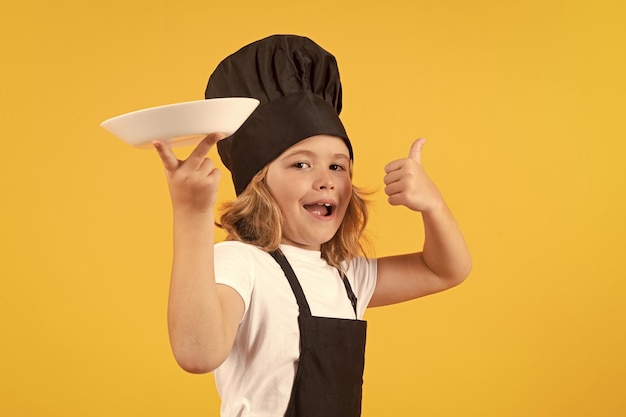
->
270, 250, 359, 318
270, 250, 312, 317
342, 274, 358, 316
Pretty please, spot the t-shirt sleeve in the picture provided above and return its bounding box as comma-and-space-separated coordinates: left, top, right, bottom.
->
214, 241, 255, 315
344, 257, 377, 319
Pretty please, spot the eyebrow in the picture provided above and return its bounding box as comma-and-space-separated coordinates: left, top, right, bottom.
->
281, 149, 350, 161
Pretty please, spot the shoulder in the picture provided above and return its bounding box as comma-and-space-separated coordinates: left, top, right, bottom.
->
214, 241, 273, 308
215, 240, 268, 264
343, 255, 377, 280
215, 239, 260, 252
214, 241, 283, 281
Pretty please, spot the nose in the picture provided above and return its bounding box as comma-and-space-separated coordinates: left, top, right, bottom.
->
314, 169, 334, 190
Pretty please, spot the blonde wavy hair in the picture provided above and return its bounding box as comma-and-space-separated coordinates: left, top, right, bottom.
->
217, 165, 370, 271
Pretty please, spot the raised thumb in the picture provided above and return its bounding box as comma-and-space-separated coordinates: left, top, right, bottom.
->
408, 138, 426, 162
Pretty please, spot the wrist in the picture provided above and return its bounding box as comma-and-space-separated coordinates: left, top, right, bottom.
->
173, 207, 215, 226
420, 199, 451, 222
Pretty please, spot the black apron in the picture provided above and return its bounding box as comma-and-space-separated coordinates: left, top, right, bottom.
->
270, 250, 367, 417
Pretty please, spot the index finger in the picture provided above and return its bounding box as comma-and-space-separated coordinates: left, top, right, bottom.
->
153, 140, 180, 172
384, 158, 405, 174
188, 132, 225, 162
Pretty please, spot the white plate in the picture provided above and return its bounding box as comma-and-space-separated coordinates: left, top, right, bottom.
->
101, 98, 260, 148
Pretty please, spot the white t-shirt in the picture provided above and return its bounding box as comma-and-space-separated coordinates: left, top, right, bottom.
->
213, 241, 377, 417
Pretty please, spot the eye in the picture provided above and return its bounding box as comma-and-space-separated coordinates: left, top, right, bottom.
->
329, 164, 346, 171
293, 161, 311, 169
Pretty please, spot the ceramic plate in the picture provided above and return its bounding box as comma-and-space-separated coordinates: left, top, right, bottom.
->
101, 98, 260, 148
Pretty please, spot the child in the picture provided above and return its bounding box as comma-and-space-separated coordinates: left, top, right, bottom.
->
153, 35, 471, 417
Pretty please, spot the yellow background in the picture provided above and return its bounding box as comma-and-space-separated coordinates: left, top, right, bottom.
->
2, 0, 625, 415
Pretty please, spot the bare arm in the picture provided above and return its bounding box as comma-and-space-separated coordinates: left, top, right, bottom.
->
154, 134, 244, 373
369, 139, 472, 307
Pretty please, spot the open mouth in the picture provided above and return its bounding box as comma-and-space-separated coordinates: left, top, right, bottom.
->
303, 202, 334, 217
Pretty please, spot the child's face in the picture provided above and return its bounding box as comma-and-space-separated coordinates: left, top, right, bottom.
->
266, 135, 353, 251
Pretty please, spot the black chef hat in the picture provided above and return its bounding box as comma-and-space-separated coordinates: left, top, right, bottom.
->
205, 34, 352, 195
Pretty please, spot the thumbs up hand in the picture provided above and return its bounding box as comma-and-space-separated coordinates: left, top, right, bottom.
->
383, 138, 443, 213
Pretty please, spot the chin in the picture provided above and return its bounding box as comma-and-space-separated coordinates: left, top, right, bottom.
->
284, 234, 335, 250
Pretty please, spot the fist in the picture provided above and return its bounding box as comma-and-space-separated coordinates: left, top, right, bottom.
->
383, 138, 443, 213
